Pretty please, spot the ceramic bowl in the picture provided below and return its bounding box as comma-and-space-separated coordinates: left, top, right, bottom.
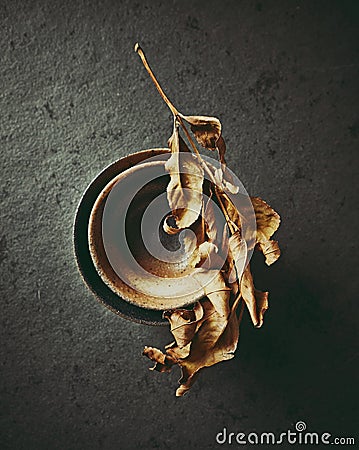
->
74, 148, 216, 325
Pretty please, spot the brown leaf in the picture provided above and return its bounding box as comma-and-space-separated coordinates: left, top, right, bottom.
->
254, 289, 269, 328
179, 197, 222, 269
203, 191, 217, 243
163, 301, 204, 348
227, 231, 247, 283
166, 341, 192, 359
216, 135, 226, 164
164, 123, 204, 233
258, 240, 280, 266
180, 114, 221, 151
251, 196, 280, 242
143, 293, 243, 396
142, 346, 177, 373
199, 194, 230, 269
219, 297, 243, 350
193, 241, 219, 269
214, 168, 240, 194
251, 196, 281, 265
180, 117, 239, 194
201, 270, 231, 317
240, 265, 269, 328
175, 296, 241, 396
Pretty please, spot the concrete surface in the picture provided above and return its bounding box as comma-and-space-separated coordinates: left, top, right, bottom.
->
1, 0, 358, 448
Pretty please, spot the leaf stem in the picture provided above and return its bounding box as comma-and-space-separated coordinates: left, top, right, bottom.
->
135, 43, 178, 116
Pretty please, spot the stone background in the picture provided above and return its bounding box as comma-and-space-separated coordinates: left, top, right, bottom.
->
1, 0, 358, 448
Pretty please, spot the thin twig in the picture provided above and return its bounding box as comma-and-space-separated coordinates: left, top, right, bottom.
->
135, 43, 178, 116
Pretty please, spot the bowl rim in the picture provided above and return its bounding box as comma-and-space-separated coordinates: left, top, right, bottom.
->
73, 148, 172, 326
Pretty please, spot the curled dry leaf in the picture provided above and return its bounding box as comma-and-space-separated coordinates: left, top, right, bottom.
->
251, 196, 280, 242
181, 199, 220, 270
251, 196, 281, 265
227, 231, 248, 284
181, 269, 232, 317
142, 346, 176, 373
187, 241, 219, 269
164, 123, 204, 233
214, 168, 240, 195
174, 299, 239, 396
163, 301, 204, 348
143, 273, 235, 396
254, 289, 269, 329
144, 296, 242, 397
181, 115, 239, 194
180, 114, 221, 151
183, 194, 229, 271
217, 135, 226, 165
202, 192, 229, 261
204, 272, 231, 318
240, 265, 269, 328
258, 240, 280, 266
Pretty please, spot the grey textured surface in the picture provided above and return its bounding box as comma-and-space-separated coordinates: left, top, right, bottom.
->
1, 0, 358, 449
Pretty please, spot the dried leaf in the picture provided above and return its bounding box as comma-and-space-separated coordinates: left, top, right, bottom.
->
216, 135, 226, 165
174, 296, 242, 396
211, 296, 243, 369
202, 193, 230, 265
251, 196, 280, 242
251, 196, 281, 265
227, 231, 247, 284
254, 289, 269, 328
214, 168, 240, 194
143, 294, 242, 396
203, 192, 217, 243
163, 301, 204, 348
193, 200, 207, 245
180, 114, 221, 151
183, 196, 227, 270
142, 346, 176, 373
164, 123, 204, 233
185, 238, 218, 269
201, 271, 231, 317
181, 117, 239, 194
166, 341, 192, 359
240, 265, 269, 328
258, 240, 280, 266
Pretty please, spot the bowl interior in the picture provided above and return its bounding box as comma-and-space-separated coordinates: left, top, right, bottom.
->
88, 155, 211, 311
